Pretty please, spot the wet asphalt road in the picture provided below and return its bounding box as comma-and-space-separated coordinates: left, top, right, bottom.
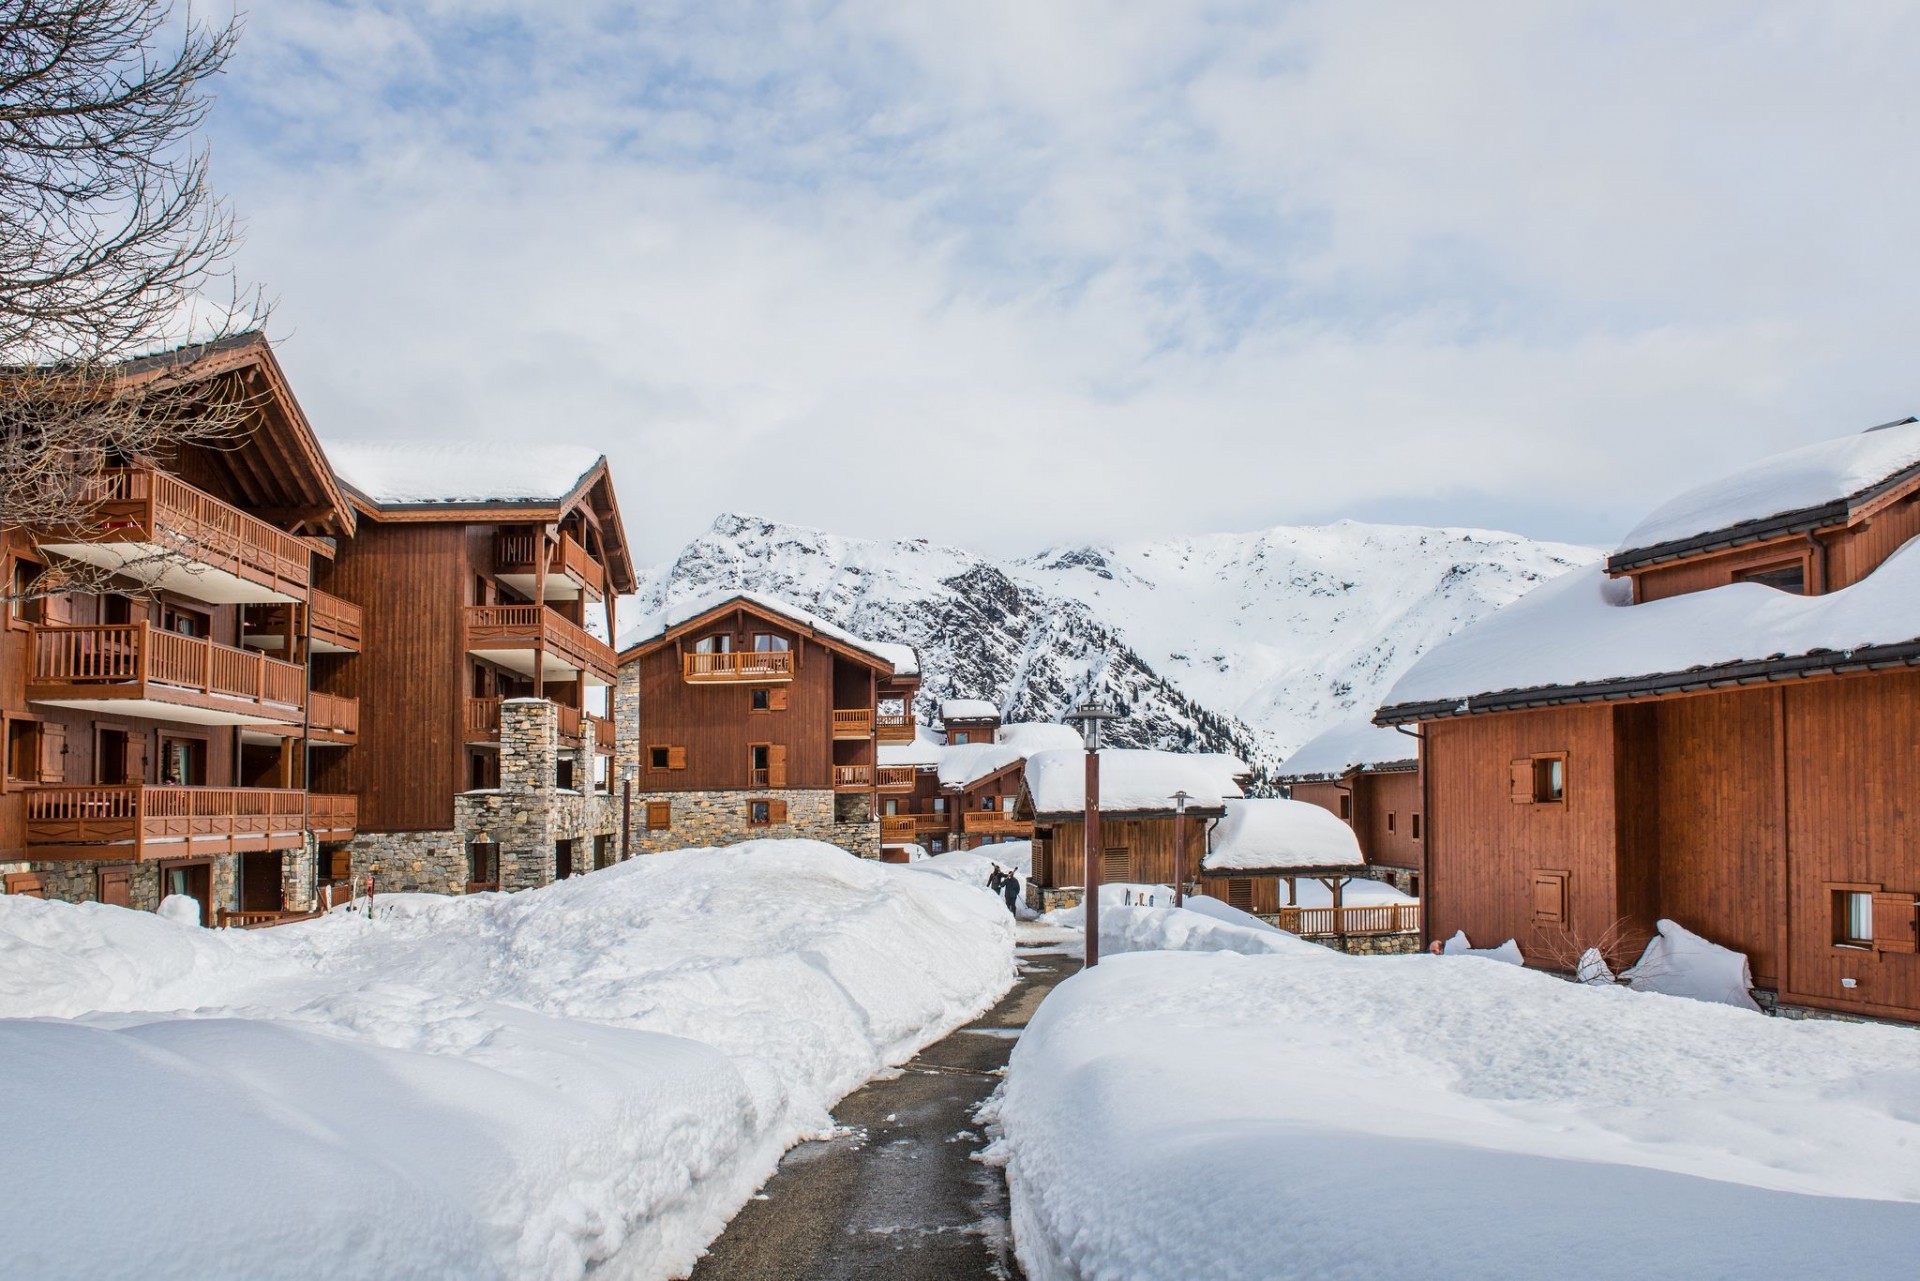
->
687, 940, 1079, 1281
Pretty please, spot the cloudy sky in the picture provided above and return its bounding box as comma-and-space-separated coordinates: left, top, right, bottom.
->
206, 2, 1920, 562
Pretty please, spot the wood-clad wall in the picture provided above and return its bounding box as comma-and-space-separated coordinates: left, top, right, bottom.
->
1629, 489, 1920, 603
1825, 494, 1920, 588
1033, 816, 1210, 887
1358, 770, 1423, 870
315, 521, 469, 832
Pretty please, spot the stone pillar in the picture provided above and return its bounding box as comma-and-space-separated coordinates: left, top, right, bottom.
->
493, 697, 558, 891
579, 716, 597, 800
613, 660, 641, 791
500, 697, 558, 793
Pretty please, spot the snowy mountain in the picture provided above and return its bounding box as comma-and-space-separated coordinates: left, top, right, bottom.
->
628, 514, 1600, 785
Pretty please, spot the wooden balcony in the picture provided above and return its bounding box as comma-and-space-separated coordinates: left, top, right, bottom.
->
465, 604, 617, 687
877, 765, 918, 790
833, 764, 873, 791
465, 696, 607, 751
308, 691, 359, 745
880, 812, 953, 845
26, 785, 309, 861
1276, 902, 1422, 937
832, 709, 874, 739
307, 793, 358, 842
246, 589, 363, 655
681, 650, 796, 683
584, 712, 615, 754
876, 713, 916, 744
466, 696, 502, 743
28, 623, 305, 728
38, 466, 311, 604
961, 811, 1033, 838
495, 529, 605, 602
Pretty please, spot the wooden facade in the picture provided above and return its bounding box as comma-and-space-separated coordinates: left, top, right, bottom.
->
1029, 815, 1213, 890
1287, 767, 1423, 875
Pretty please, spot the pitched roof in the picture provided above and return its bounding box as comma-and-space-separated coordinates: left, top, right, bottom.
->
1279, 715, 1417, 781
616, 591, 920, 678
1203, 798, 1365, 873
1022, 749, 1243, 818
327, 440, 605, 508
941, 698, 1001, 723
1611, 418, 1920, 571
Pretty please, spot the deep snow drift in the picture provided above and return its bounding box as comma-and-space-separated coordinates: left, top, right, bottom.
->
0, 842, 1015, 1281
989, 935, 1920, 1280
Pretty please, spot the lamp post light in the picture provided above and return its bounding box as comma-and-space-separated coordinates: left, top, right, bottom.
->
1064, 701, 1118, 968
1172, 789, 1190, 908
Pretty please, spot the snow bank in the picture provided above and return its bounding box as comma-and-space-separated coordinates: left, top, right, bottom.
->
991, 948, 1920, 1280
1381, 540, 1920, 710
1625, 918, 1762, 1011
1441, 929, 1525, 964
1618, 418, 1920, 556
0, 841, 1014, 1280
1100, 902, 1302, 958
1278, 713, 1417, 780
1205, 797, 1365, 871
1023, 748, 1244, 816
330, 439, 604, 506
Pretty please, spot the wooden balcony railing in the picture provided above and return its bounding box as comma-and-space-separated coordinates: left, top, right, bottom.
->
464, 605, 617, 685
26, 785, 309, 860
29, 623, 305, 723
749, 768, 771, 788
880, 812, 954, 844
217, 908, 323, 929
832, 709, 873, 739
832, 765, 872, 791
876, 713, 916, 744
584, 712, 614, 753
67, 467, 311, 598
466, 696, 606, 749
309, 589, 363, 650
961, 811, 1032, 837
466, 696, 503, 741
307, 793, 358, 840
495, 529, 606, 598
308, 691, 359, 743
877, 765, 918, 790
681, 650, 797, 683
246, 588, 364, 654
1276, 902, 1422, 937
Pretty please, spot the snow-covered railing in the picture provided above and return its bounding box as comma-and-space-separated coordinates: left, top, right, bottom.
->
1276, 902, 1422, 936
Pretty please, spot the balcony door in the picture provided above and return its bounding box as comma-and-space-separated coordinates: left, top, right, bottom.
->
161, 861, 211, 926
160, 736, 205, 787
694, 633, 732, 655
95, 728, 128, 785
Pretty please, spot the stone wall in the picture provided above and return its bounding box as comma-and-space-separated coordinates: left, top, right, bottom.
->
613, 660, 641, 794
347, 828, 467, 895
629, 788, 880, 859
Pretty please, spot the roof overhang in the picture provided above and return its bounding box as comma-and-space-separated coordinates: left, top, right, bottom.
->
1199, 863, 1365, 878
618, 595, 899, 675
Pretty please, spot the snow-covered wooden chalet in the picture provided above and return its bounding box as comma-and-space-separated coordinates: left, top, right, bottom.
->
1277, 714, 1423, 893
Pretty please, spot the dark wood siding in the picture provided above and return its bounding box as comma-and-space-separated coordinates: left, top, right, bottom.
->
632, 629, 841, 791
1032, 816, 1208, 888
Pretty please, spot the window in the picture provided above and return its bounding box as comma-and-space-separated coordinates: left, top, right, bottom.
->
1834, 890, 1874, 948
980, 796, 996, 810
468, 841, 500, 889
1735, 561, 1807, 595
750, 800, 771, 826
556, 839, 575, 879
556, 758, 575, 790
594, 835, 614, 870
649, 745, 686, 771
694, 633, 732, 654
645, 801, 671, 831
163, 605, 208, 638
749, 744, 771, 786
1387, 811, 1397, 834
469, 750, 498, 791
1412, 813, 1423, 840
1338, 793, 1352, 821
751, 633, 790, 653
1226, 878, 1254, 912
750, 688, 770, 712
1511, 754, 1568, 805
952, 731, 971, 745
6, 718, 39, 784
9, 558, 44, 627
160, 737, 205, 786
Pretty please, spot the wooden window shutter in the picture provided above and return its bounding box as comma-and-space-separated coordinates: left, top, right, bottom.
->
4, 872, 46, 898
97, 867, 131, 907
769, 799, 789, 824
646, 801, 672, 831
769, 688, 789, 711
126, 731, 149, 784
1509, 759, 1536, 804
1531, 870, 1568, 926
1873, 892, 1919, 954
667, 745, 687, 770
1227, 878, 1254, 911
38, 721, 66, 783
768, 744, 789, 788
1102, 847, 1130, 883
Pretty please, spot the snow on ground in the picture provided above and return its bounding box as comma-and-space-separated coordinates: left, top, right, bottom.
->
0, 841, 1015, 1281
989, 941, 1920, 1280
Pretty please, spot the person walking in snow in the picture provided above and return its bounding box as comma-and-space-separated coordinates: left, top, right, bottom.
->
999, 867, 1020, 916
987, 865, 1006, 894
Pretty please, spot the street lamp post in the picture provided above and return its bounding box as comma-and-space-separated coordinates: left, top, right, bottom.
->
1064, 702, 1118, 968
1172, 789, 1189, 908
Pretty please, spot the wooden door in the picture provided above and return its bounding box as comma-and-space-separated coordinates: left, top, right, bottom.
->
96, 728, 128, 785
97, 866, 132, 908
38, 721, 66, 783
240, 853, 283, 913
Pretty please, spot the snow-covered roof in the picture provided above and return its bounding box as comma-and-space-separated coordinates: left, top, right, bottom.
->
1187, 752, 1253, 779
941, 698, 1001, 723
1204, 798, 1365, 872
328, 440, 604, 507
1279, 716, 1417, 781
1023, 749, 1244, 817
1378, 540, 1920, 716
1614, 419, 1920, 563
937, 743, 1028, 791
878, 730, 942, 769
994, 722, 1084, 755
615, 590, 919, 677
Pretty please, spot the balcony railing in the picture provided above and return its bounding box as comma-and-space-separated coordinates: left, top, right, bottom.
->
466, 696, 602, 748
877, 765, 918, 790
832, 709, 873, 739
1275, 902, 1422, 937
308, 589, 363, 651
495, 529, 605, 599
307, 793, 358, 841
584, 712, 614, 753
880, 812, 953, 844
832, 764, 872, 791
65, 467, 311, 599
876, 713, 916, 744
464, 605, 617, 685
308, 691, 359, 744
466, 696, 503, 741
681, 650, 796, 683
29, 623, 305, 723
961, 811, 1032, 837
245, 588, 364, 654
26, 785, 308, 860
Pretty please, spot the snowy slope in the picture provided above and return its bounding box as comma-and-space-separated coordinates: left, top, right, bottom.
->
629, 514, 1597, 780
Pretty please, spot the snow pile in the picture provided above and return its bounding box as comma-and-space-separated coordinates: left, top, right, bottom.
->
942, 697, 1000, 722
1381, 541, 1920, 711
877, 731, 942, 769
0, 842, 1014, 1280
1100, 900, 1300, 959
1625, 918, 1762, 1011
937, 741, 1027, 789
1278, 713, 1417, 780
1440, 929, 1525, 964
329, 439, 604, 506
1023, 748, 1244, 816
1618, 418, 1920, 556
991, 947, 1920, 1280
615, 590, 919, 677
1205, 797, 1365, 871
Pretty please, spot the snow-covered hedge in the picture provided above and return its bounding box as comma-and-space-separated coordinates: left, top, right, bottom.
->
0, 841, 1015, 1280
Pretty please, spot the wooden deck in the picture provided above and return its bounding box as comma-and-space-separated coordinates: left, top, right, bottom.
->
833, 764, 873, 791
308, 690, 360, 744
960, 811, 1033, 838
1275, 902, 1422, 936
681, 650, 797, 683
28, 623, 306, 725
247, 588, 364, 654
876, 713, 916, 743
26, 785, 311, 860
881, 813, 954, 844
832, 709, 874, 739
495, 529, 606, 600
877, 765, 918, 790
307, 792, 358, 842
465, 604, 618, 685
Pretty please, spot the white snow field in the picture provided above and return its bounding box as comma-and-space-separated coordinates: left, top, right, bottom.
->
0, 841, 1015, 1281
989, 930, 1920, 1281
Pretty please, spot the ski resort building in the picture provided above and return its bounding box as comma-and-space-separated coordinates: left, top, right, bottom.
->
322, 440, 635, 896
1377, 418, 1920, 1022
875, 718, 1081, 858
0, 335, 363, 923
615, 593, 921, 859
1278, 715, 1423, 894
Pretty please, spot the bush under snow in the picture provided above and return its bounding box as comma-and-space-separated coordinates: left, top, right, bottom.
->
0, 841, 1015, 1280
